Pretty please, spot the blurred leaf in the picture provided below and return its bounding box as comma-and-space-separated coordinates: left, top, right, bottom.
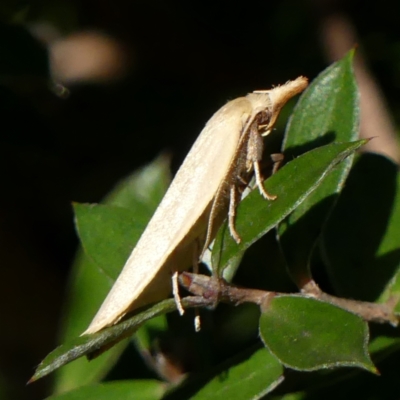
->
46, 380, 165, 400
52, 156, 170, 393
322, 153, 400, 303
277, 50, 359, 287
189, 347, 283, 400
132, 313, 170, 382
369, 333, 400, 359
259, 296, 376, 372
134, 316, 169, 355
212, 140, 367, 275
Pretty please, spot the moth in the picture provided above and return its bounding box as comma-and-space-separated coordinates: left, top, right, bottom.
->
84, 76, 308, 334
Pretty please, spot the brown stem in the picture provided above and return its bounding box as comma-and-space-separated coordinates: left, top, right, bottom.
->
179, 272, 399, 327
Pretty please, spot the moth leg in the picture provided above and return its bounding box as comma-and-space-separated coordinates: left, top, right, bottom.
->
194, 313, 201, 332
253, 160, 277, 200
237, 175, 251, 187
172, 271, 185, 316
228, 184, 241, 244
247, 122, 277, 200
200, 181, 229, 259
192, 239, 201, 332
270, 153, 284, 175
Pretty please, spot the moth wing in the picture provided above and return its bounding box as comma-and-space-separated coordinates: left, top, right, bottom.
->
84, 97, 253, 334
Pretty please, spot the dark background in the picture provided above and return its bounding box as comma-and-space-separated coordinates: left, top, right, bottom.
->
1, 1, 399, 399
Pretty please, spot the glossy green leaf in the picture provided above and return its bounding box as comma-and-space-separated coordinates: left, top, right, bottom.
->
46, 380, 165, 400
212, 140, 367, 274
189, 347, 283, 400
259, 295, 376, 372
52, 156, 170, 393
267, 328, 400, 400
322, 153, 400, 304
277, 50, 360, 287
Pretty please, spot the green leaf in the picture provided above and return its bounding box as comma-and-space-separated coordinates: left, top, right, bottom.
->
259, 295, 376, 372
189, 347, 283, 400
132, 313, 170, 378
74, 154, 171, 282
45, 380, 165, 400
163, 347, 283, 400
74, 203, 147, 280
31, 298, 186, 383
369, 333, 400, 360
322, 153, 400, 304
277, 50, 360, 287
52, 156, 170, 393
212, 140, 366, 274
270, 345, 400, 399
267, 327, 400, 400
51, 254, 128, 392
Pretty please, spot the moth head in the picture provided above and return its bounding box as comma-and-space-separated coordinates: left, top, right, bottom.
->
252, 76, 308, 135
256, 110, 274, 137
